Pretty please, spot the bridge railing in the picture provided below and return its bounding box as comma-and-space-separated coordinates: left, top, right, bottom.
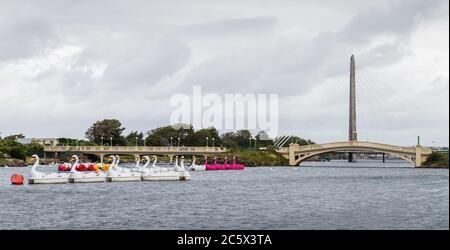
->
44, 146, 227, 153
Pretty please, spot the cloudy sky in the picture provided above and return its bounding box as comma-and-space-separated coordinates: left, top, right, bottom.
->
0, 0, 448, 146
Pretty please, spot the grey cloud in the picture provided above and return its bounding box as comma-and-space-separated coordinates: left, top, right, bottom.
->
178, 16, 277, 37
101, 35, 191, 88
0, 17, 58, 61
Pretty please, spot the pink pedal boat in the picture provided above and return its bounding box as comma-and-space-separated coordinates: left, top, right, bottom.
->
204, 156, 245, 170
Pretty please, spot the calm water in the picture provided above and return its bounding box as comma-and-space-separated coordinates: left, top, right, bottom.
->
0, 160, 448, 230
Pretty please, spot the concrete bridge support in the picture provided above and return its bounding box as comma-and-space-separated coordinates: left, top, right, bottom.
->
99, 154, 105, 163
168, 154, 175, 164
415, 145, 425, 167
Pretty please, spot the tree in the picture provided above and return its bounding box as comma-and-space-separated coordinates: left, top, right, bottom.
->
220, 130, 252, 149
85, 119, 126, 145
192, 127, 221, 146
145, 125, 180, 146
125, 131, 144, 146
3, 134, 25, 141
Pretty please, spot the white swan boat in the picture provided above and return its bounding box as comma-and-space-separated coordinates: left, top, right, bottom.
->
188, 156, 206, 171
28, 155, 69, 184
113, 155, 131, 172
106, 156, 141, 182
141, 156, 190, 181
68, 155, 106, 183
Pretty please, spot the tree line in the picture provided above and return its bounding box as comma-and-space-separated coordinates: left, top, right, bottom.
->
83, 119, 314, 149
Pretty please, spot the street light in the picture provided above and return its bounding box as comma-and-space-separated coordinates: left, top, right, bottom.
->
212, 138, 215, 147
206, 137, 209, 147
101, 136, 104, 146
249, 137, 252, 150
110, 137, 113, 147
135, 136, 138, 147
177, 137, 180, 147
170, 137, 173, 147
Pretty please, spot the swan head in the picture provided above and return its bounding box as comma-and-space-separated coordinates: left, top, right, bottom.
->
70, 155, 79, 162
31, 154, 39, 162
115, 155, 120, 160
135, 155, 140, 161
109, 155, 116, 162
143, 156, 150, 161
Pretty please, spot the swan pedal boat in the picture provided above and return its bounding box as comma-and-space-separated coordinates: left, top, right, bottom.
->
141, 156, 190, 181
67, 155, 106, 183
188, 156, 206, 171
28, 155, 69, 184
105, 155, 141, 182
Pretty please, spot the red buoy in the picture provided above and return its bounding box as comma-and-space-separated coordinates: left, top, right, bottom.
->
11, 173, 24, 185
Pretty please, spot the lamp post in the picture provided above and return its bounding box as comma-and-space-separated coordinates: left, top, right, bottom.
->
101, 136, 104, 146
212, 138, 215, 147
249, 137, 252, 150
170, 137, 173, 147
206, 137, 209, 147
110, 137, 113, 147
135, 136, 138, 147
177, 137, 180, 147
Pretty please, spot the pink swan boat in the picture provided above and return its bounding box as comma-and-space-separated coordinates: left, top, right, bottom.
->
204, 155, 245, 170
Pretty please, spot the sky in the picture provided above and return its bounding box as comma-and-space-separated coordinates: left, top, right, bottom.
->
0, 0, 448, 146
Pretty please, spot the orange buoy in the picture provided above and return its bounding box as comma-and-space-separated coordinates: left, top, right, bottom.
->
11, 173, 24, 185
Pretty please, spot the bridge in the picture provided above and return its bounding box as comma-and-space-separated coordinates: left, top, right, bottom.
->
276, 55, 433, 167
277, 141, 432, 167
44, 145, 227, 163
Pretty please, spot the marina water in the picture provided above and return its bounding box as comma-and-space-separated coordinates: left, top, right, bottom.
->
0, 160, 448, 230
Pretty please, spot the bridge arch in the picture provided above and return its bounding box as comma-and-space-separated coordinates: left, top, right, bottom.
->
290, 142, 421, 166
294, 148, 415, 166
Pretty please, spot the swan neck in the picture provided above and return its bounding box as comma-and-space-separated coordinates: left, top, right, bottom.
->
31, 157, 39, 171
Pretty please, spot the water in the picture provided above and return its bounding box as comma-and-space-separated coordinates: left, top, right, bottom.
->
0, 160, 448, 230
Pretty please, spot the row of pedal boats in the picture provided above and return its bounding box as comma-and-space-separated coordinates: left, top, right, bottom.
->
29, 154, 246, 184
57, 155, 245, 172
29, 154, 191, 184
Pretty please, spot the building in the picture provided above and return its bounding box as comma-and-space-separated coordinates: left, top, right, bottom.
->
16, 138, 59, 146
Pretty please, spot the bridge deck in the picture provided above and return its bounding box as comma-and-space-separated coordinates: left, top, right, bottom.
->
44, 146, 227, 155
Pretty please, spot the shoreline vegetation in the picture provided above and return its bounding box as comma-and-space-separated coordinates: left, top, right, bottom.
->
1, 119, 448, 168
1, 119, 297, 167
422, 152, 449, 169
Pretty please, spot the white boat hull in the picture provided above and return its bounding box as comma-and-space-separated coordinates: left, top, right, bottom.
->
141, 172, 190, 181
106, 176, 141, 182
69, 176, 105, 183
28, 178, 69, 184
189, 165, 206, 171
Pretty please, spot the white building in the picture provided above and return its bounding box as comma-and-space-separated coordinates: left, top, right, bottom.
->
16, 138, 59, 146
